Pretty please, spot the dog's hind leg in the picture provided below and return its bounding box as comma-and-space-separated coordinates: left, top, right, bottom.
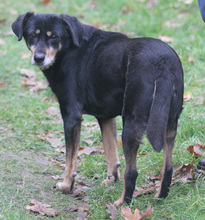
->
98, 118, 120, 186
155, 120, 178, 199
113, 118, 146, 209
56, 120, 81, 193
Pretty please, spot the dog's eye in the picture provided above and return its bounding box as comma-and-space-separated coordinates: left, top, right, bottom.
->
50, 34, 58, 40
29, 32, 37, 39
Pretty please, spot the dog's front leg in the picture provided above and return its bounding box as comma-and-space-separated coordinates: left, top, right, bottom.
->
56, 117, 81, 193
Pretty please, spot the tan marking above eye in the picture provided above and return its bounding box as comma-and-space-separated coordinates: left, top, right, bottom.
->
35, 29, 40, 34
47, 31, 52, 37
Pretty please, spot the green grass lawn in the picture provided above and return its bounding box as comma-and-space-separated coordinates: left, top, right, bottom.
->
0, 0, 205, 219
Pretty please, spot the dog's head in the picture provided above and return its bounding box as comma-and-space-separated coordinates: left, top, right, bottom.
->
12, 12, 84, 70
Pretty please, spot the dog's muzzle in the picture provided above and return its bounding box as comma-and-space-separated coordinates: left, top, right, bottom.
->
34, 53, 45, 65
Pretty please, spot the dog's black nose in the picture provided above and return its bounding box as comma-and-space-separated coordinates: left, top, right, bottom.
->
34, 53, 45, 64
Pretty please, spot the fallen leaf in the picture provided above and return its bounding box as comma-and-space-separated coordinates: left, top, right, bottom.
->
19, 68, 36, 79
43, 106, 60, 116
26, 199, 58, 217
147, 172, 162, 181
55, 146, 66, 154
22, 78, 36, 87
0, 19, 6, 24
78, 146, 103, 157
83, 138, 93, 146
187, 144, 205, 157
37, 132, 63, 148
106, 203, 120, 219
173, 161, 196, 183
0, 81, 8, 87
121, 206, 139, 220
141, 206, 153, 219
121, 206, 153, 220
67, 203, 89, 214
133, 182, 161, 197
51, 175, 64, 180
158, 35, 174, 43
146, 0, 158, 8
29, 82, 47, 92
41, 0, 50, 4
183, 92, 193, 102
188, 55, 195, 63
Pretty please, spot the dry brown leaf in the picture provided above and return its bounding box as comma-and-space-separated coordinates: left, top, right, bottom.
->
106, 203, 120, 219
0, 81, 8, 87
29, 82, 47, 92
188, 55, 195, 63
19, 68, 36, 79
55, 146, 66, 154
83, 138, 93, 145
121, 206, 139, 220
67, 204, 89, 219
78, 146, 103, 157
146, 0, 158, 8
133, 182, 160, 197
26, 199, 58, 216
51, 175, 64, 180
121, 206, 153, 220
141, 206, 153, 220
22, 78, 36, 87
147, 172, 162, 181
41, 0, 50, 4
158, 35, 174, 43
37, 132, 63, 148
187, 144, 205, 157
173, 161, 196, 183
183, 93, 193, 102
43, 106, 60, 116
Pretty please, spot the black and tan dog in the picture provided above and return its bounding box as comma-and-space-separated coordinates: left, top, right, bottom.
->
12, 12, 184, 208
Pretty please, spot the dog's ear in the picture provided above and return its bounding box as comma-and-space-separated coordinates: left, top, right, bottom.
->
12, 12, 34, 41
60, 14, 84, 47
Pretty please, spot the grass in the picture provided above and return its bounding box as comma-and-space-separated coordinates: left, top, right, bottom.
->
0, 0, 205, 219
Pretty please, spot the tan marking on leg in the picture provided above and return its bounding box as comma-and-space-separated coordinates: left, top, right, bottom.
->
56, 123, 81, 193
113, 170, 126, 209
100, 118, 120, 186
155, 130, 175, 198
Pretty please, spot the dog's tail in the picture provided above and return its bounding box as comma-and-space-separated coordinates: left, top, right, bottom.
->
146, 60, 175, 153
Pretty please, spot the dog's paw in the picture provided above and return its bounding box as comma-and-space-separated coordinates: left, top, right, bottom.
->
56, 181, 72, 193
101, 175, 115, 187
113, 198, 124, 209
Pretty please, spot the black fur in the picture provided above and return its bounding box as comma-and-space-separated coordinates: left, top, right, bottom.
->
12, 13, 184, 205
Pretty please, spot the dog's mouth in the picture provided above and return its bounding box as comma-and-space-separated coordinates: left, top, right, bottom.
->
31, 54, 55, 70
30, 46, 58, 70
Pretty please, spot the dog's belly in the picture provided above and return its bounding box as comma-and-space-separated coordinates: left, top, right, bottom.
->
83, 87, 124, 119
